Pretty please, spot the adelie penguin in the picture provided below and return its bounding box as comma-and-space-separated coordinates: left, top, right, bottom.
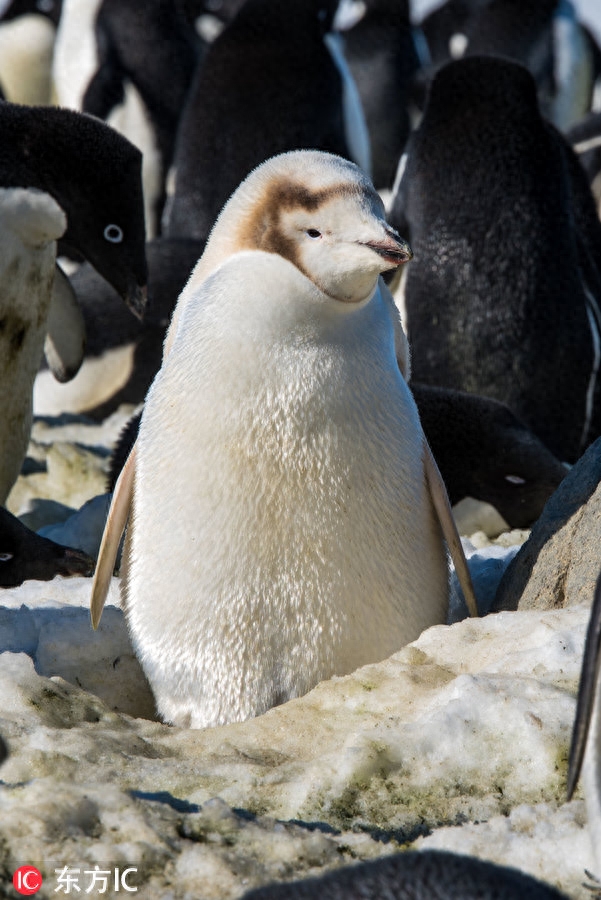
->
0, 100, 147, 317
416, 0, 598, 130
389, 55, 601, 464
83, 0, 201, 234
164, 0, 370, 241
334, 0, 421, 190
91, 150, 477, 729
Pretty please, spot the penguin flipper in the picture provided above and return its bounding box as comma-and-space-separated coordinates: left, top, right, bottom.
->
90, 442, 136, 629
423, 437, 479, 618
567, 570, 601, 799
44, 264, 86, 383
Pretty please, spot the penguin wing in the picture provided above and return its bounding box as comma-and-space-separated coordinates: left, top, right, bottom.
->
423, 437, 479, 618
90, 441, 136, 629
43, 264, 86, 382
567, 570, 601, 799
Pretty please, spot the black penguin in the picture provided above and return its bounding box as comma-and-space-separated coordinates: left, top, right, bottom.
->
164, 0, 352, 240
336, 0, 420, 190
0, 101, 147, 317
412, 384, 566, 526
389, 56, 601, 464
240, 850, 569, 899
82, 0, 201, 233
0, 506, 94, 588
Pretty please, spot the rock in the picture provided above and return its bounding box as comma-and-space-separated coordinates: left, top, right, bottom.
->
494, 438, 601, 612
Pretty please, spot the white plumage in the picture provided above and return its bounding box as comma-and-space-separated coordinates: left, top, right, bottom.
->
93, 150, 453, 728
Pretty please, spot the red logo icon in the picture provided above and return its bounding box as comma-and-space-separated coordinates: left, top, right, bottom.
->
13, 866, 43, 895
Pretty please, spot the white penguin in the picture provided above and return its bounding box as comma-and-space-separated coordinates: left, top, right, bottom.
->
91, 150, 476, 729
0, 187, 85, 504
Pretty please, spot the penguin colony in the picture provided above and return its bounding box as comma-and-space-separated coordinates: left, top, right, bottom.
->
0, 0, 600, 895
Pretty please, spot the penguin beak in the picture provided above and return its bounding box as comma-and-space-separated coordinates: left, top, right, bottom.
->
362, 228, 413, 268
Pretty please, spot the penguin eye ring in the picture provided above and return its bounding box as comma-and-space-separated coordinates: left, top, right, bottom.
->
104, 224, 124, 243
305, 229, 322, 239
0, 553, 13, 562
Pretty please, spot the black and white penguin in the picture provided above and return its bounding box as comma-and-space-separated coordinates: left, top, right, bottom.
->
164, 0, 368, 241
0, 100, 147, 317
334, 0, 421, 190
240, 849, 569, 900
418, 0, 598, 131
0, 186, 85, 503
389, 55, 601, 464
412, 384, 566, 527
33, 237, 205, 420
0, 0, 61, 105
0, 505, 94, 588
0, 0, 62, 27
82, 0, 201, 234
568, 570, 601, 877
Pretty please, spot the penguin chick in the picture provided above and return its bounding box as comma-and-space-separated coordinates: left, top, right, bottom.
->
92, 150, 472, 729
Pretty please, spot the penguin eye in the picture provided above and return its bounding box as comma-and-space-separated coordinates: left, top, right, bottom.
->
504, 474, 527, 485
0, 552, 13, 562
104, 224, 124, 244
306, 229, 322, 239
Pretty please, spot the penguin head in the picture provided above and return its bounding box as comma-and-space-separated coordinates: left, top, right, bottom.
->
202, 150, 412, 304
273, 185, 412, 303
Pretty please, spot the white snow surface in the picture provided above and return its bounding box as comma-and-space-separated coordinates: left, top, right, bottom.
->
0, 571, 596, 898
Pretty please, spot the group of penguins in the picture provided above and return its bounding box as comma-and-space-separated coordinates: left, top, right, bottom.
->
1, 0, 601, 896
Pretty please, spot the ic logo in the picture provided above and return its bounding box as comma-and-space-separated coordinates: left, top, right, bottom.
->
12, 866, 43, 895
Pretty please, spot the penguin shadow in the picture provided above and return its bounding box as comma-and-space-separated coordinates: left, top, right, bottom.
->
0, 602, 157, 720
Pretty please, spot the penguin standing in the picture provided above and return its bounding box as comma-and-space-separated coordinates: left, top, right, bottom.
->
335, 0, 421, 190
82, 0, 201, 235
389, 56, 601, 464
163, 0, 368, 240
91, 150, 478, 729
